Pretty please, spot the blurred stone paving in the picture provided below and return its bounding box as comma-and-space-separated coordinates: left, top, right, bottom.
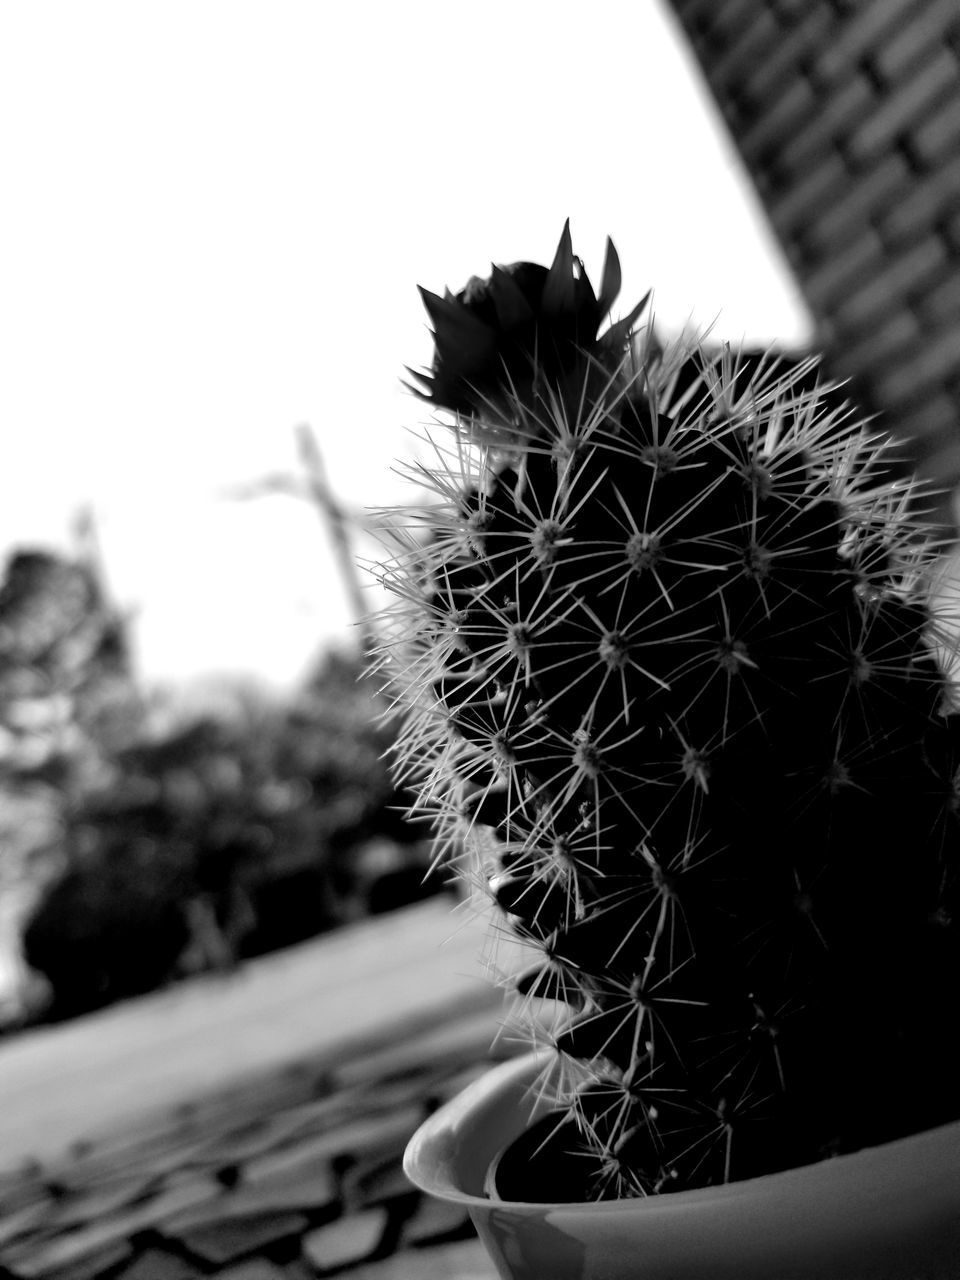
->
0, 902, 517, 1279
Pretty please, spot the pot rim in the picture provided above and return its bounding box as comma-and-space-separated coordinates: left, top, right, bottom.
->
404, 1048, 960, 1214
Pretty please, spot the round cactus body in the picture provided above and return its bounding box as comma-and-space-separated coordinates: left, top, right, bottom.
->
377, 224, 960, 1200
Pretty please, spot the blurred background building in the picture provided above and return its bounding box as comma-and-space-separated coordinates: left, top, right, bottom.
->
669, 0, 960, 505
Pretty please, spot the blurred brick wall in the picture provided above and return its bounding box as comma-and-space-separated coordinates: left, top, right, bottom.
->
668, 0, 960, 497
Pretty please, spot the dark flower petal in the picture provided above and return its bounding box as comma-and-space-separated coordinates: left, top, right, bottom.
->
489, 265, 537, 330
419, 286, 496, 351
597, 236, 622, 324
541, 218, 577, 318
574, 265, 600, 330
599, 291, 652, 354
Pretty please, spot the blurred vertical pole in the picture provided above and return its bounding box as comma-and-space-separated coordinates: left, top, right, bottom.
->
72, 505, 106, 595
295, 424, 378, 661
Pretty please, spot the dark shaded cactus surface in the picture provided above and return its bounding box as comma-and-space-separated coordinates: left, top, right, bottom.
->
378, 224, 960, 1200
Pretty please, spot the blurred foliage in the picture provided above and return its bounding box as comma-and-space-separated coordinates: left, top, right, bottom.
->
0, 548, 444, 1027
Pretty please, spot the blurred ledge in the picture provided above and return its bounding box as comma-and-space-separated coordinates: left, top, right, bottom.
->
0, 897, 520, 1171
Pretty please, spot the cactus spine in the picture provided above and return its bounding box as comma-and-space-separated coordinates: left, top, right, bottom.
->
376, 224, 960, 1200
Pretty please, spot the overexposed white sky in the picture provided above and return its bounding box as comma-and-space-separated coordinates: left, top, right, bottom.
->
0, 2, 813, 691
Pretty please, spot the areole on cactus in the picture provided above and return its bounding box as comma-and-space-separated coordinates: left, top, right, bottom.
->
375, 222, 960, 1202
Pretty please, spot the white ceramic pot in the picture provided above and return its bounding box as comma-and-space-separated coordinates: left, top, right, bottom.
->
404, 1050, 960, 1280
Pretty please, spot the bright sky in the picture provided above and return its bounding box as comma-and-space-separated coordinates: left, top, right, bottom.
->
0, 2, 813, 692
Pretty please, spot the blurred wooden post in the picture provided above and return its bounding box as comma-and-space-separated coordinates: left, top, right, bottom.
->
295, 424, 379, 661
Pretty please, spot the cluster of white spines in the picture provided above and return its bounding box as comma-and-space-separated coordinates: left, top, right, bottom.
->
374, 322, 956, 1196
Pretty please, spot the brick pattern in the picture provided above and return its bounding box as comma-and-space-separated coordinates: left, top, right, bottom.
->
669, 0, 960, 491
0, 1000, 507, 1279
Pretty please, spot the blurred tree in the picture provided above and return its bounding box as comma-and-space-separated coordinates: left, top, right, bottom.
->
0, 543, 143, 1023
0, 547, 141, 781
20, 647, 444, 1021
0, 467, 449, 1026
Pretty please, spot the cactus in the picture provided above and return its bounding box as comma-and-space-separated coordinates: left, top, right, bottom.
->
376, 223, 960, 1201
